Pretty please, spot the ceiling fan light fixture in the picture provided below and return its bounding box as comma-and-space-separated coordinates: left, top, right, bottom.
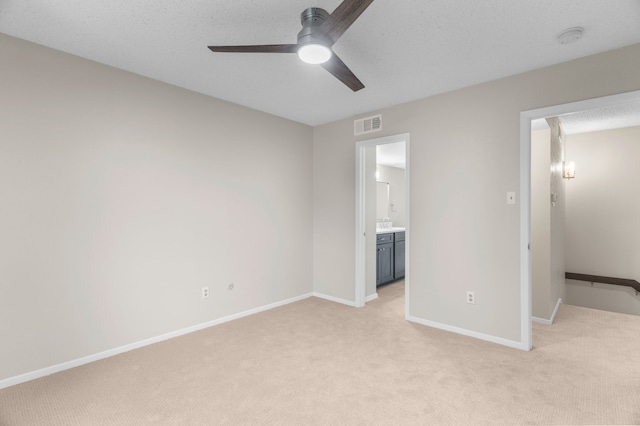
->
297, 43, 332, 64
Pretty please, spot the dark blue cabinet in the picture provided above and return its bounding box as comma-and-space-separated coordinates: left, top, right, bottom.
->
376, 240, 394, 286
376, 231, 405, 286
394, 232, 405, 279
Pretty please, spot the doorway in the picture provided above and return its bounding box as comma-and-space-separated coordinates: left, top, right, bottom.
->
355, 133, 410, 316
520, 89, 640, 349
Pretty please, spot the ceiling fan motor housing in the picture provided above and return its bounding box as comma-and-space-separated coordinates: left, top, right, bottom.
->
297, 8, 331, 47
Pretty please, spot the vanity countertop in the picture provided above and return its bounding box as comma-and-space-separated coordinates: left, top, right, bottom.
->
376, 227, 406, 235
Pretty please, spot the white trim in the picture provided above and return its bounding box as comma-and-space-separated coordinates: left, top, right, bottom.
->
0, 292, 313, 390
407, 315, 528, 351
531, 316, 551, 325
520, 89, 640, 349
532, 298, 562, 325
365, 293, 379, 303
519, 114, 533, 351
312, 292, 358, 307
354, 143, 366, 307
404, 139, 411, 319
551, 297, 562, 323
355, 133, 410, 317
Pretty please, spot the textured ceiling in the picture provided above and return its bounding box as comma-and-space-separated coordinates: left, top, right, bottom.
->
532, 99, 640, 135
377, 142, 406, 169
559, 100, 640, 135
1, 0, 640, 126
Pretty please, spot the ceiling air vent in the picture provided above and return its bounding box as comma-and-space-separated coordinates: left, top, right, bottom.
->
354, 114, 382, 136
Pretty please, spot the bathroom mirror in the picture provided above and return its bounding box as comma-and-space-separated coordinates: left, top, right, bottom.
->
376, 181, 390, 220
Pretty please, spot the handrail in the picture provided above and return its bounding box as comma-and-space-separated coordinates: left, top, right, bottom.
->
565, 272, 640, 294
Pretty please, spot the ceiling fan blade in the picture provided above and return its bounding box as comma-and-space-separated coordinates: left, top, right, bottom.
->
321, 53, 364, 92
321, 0, 374, 44
208, 44, 298, 54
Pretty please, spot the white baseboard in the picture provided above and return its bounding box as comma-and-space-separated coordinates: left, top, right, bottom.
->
532, 298, 562, 325
406, 315, 530, 351
531, 316, 552, 325
0, 292, 314, 391
365, 293, 379, 303
312, 292, 357, 307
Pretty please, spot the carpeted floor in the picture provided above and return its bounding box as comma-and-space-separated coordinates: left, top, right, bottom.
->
1, 280, 640, 425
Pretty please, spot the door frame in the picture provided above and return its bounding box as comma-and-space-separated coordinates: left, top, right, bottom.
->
520, 89, 640, 350
355, 133, 410, 314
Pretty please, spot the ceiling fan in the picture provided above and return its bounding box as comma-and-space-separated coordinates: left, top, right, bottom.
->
207, 0, 373, 92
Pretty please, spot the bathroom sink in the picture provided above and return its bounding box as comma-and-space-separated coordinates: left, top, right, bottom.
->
376, 227, 405, 234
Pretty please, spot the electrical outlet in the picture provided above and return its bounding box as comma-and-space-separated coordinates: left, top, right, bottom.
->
201, 286, 209, 299
228, 282, 234, 291
466, 291, 475, 304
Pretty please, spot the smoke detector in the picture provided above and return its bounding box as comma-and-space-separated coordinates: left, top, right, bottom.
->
557, 27, 584, 45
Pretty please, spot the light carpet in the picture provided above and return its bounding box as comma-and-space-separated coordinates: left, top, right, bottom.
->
1, 280, 640, 425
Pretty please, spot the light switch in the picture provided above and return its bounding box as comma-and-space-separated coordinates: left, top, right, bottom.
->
506, 192, 516, 205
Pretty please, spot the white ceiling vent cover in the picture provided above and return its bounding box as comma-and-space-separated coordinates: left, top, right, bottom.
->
354, 114, 382, 136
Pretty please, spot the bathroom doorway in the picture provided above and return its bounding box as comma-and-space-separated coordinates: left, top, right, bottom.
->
355, 133, 410, 317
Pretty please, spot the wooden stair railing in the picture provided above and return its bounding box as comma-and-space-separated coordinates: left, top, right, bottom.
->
565, 272, 640, 295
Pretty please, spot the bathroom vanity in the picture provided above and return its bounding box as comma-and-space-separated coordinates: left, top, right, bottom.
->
376, 228, 405, 286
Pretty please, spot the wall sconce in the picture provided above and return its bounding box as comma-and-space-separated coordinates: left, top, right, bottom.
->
562, 161, 576, 179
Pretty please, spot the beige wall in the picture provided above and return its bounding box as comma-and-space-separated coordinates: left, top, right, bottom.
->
365, 146, 377, 298
0, 34, 313, 381
313, 43, 640, 344
531, 118, 567, 323
531, 128, 552, 319
565, 126, 640, 314
548, 119, 567, 317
